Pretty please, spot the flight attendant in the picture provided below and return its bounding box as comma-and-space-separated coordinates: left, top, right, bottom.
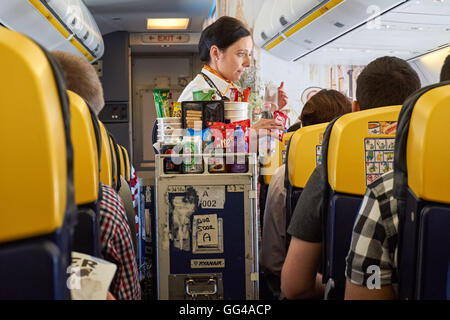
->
178, 16, 288, 132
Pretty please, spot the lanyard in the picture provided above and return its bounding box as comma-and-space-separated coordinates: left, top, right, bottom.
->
200, 72, 230, 101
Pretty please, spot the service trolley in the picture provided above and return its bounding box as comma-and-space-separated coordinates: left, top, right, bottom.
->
155, 153, 259, 300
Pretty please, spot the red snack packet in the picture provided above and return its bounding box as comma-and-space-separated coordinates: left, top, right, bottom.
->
273, 110, 289, 141
223, 123, 236, 151
209, 122, 226, 148
242, 87, 251, 102
207, 121, 227, 128
230, 88, 239, 102
209, 122, 235, 149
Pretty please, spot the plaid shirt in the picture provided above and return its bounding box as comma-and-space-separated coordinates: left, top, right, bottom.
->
99, 183, 141, 300
345, 171, 399, 290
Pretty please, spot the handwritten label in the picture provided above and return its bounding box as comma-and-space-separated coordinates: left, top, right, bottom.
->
194, 214, 218, 247
194, 186, 225, 209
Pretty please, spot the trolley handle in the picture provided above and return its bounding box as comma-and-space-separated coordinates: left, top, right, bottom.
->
185, 278, 217, 298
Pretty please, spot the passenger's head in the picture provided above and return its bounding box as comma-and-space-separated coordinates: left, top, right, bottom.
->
51, 50, 104, 115
299, 89, 352, 127
355, 56, 421, 111
199, 16, 252, 82
440, 55, 450, 82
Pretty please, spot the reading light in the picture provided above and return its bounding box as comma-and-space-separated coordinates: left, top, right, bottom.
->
147, 18, 189, 30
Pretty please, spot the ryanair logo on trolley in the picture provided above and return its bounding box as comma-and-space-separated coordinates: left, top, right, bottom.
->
191, 258, 225, 269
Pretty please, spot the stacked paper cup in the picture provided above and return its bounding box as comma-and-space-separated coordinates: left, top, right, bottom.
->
224, 102, 249, 122
156, 117, 184, 142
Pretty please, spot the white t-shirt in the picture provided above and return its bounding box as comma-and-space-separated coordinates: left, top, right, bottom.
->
178, 66, 237, 102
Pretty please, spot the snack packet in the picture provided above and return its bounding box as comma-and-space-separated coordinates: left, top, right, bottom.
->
193, 89, 217, 101
242, 87, 251, 102
273, 110, 289, 141
186, 128, 212, 152
172, 102, 182, 118
230, 88, 240, 102
153, 89, 171, 118
224, 123, 237, 152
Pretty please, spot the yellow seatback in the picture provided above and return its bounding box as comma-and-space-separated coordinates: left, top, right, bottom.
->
68, 90, 99, 205
327, 106, 401, 195
109, 135, 118, 188
261, 139, 282, 184
407, 84, 450, 204
281, 132, 294, 166
121, 145, 131, 182
98, 121, 113, 187
288, 123, 328, 189
118, 143, 125, 179
0, 28, 67, 243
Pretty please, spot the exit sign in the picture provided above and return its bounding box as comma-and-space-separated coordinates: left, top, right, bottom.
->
142, 34, 190, 43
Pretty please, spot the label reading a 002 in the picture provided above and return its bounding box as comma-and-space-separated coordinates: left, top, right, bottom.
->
201, 199, 217, 208
196, 186, 225, 209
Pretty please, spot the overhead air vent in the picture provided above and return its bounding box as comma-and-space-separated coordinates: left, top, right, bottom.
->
261, 32, 268, 41
279, 16, 289, 26
334, 22, 345, 28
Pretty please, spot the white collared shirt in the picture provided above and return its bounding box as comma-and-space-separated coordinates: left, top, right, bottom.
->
178, 67, 235, 102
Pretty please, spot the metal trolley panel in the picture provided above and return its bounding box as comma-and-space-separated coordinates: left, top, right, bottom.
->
155, 154, 259, 300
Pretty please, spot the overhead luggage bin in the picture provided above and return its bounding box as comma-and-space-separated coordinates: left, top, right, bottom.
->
0, 0, 104, 62
254, 0, 407, 61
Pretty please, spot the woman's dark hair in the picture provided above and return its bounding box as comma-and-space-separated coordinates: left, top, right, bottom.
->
300, 89, 352, 126
199, 16, 251, 62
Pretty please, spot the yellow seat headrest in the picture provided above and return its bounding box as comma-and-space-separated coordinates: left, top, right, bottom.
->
261, 131, 295, 185
68, 90, 99, 205
109, 135, 118, 188
98, 121, 113, 187
281, 131, 294, 165
407, 84, 450, 204
0, 28, 68, 243
327, 105, 401, 195
118, 144, 125, 180
120, 145, 131, 183
261, 139, 283, 185
288, 123, 328, 189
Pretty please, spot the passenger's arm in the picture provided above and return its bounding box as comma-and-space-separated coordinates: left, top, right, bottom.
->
251, 118, 285, 135
345, 280, 396, 300
280, 236, 323, 299
261, 167, 288, 276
